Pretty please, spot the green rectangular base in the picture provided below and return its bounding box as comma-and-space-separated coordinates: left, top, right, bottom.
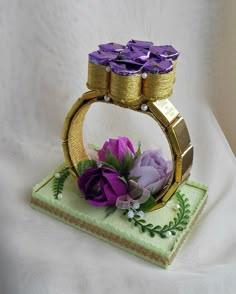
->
31, 164, 208, 268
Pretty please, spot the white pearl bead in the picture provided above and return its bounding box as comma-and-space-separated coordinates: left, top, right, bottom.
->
106, 66, 111, 72
165, 231, 172, 238
55, 173, 61, 179
174, 204, 180, 210
142, 72, 147, 79
104, 95, 111, 102
57, 193, 63, 200
141, 104, 148, 111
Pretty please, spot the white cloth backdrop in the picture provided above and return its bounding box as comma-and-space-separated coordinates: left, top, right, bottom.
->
1, 1, 236, 293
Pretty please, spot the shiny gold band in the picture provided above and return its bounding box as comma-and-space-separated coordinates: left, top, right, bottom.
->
62, 91, 193, 211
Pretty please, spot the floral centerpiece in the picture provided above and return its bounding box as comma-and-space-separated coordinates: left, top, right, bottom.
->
77, 136, 172, 218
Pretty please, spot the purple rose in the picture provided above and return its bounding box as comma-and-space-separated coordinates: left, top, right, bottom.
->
78, 166, 128, 206
129, 150, 172, 194
98, 136, 135, 162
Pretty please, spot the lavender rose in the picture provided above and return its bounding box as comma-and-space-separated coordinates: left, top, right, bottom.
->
129, 150, 172, 194
98, 136, 135, 162
78, 166, 128, 206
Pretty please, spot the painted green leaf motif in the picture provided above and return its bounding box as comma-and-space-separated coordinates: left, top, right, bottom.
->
124, 191, 191, 239
52, 167, 70, 199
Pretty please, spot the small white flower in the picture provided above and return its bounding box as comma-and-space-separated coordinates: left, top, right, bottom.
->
136, 210, 144, 218
132, 202, 140, 210
127, 210, 135, 219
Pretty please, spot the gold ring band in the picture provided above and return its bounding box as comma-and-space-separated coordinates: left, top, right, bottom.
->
61, 90, 193, 211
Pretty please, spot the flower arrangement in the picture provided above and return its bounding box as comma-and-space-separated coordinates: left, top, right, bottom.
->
77, 136, 172, 217
53, 137, 191, 238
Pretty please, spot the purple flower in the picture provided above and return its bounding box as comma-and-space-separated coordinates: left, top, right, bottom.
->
143, 58, 173, 74
88, 50, 118, 65
78, 166, 128, 206
119, 48, 149, 63
98, 136, 135, 162
129, 150, 172, 194
99, 42, 125, 52
150, 45, 179, 61
110, 60, 143, 76
126, 39, 153, 50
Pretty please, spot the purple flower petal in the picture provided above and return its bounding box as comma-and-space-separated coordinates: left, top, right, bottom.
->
99, 42, 125, 52
110, 61, 143, 76
78, 165, 128, 207
89, 50, 118, 65
143, 58, 173, 74
127, 39, 153, 50
129, 150, 172, 194
98, 137, 135, 162
119, 48, 149, 64
150, 45, 179, 60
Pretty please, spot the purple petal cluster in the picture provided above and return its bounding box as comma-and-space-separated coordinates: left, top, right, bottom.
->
78, 137, 172, 208
88, 39, 179, 75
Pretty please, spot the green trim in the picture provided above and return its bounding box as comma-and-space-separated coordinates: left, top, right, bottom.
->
125, 191, 191, 238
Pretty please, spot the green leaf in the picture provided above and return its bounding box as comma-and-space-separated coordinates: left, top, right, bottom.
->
105, 149, 121, 171
118, 176, 128, 185
149, 231, 155, 237
138, 219, 146, 223
121, 151, 135, 174
104, 206, 117, 218
162, 225, 169, 231
52, 167, 70, 198
145, 223, 154, 228
160, 233, 166, 239
168, 221, 173, 227
176, 226, 184, 231
140, 195, 156, 212
153, 225, 161, 230
77, 160, 97, 176
134, 141, 142, 159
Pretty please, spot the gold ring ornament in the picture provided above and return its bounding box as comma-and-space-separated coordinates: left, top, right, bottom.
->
62, 40, 193, 212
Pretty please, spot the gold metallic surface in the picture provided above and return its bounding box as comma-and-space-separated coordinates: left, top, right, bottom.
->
109, 72, 142, 104
180, 145, 194, 178
86, 59, 177, 103
142, 70, 175, 100
161, 182, 179, 203
148, 99, 180, 127
67, 102, 93, 168
168, 117, 191, 155
87, 62, 109, 92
